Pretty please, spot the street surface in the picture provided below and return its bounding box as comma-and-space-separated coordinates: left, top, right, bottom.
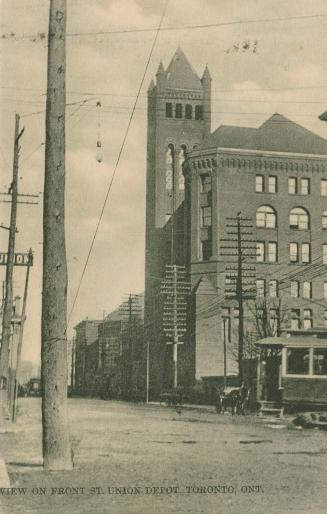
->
0, 398, 327, 513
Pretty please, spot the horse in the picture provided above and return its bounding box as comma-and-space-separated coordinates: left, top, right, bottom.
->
215, 384, 249, 415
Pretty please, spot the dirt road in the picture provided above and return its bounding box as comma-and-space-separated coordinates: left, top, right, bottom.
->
0, 398, 327, 513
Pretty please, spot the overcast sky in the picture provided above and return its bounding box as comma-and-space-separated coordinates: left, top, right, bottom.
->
1, 0, 327, 363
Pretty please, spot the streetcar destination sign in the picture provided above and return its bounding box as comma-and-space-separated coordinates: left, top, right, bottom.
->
0, 252, 33, 266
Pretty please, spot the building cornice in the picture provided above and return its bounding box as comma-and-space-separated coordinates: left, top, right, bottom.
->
217, 147, 327, 161
186, 146, 327, 174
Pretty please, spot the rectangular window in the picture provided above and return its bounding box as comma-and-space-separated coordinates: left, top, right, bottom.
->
270, 309, 278, 333
303, 309, 313, 329
256, 279, 265, 297
268, 176, 277, 193
323, 244, 327, 265
287, 348, 309, 374
233, 308, 240, 330
268, 242, 277, 262
256, 242, 265, 262
290, 242, 298, 262
195, 105, 203, 120
201, 206, 212, 227
269, 280, 278, 297
255, 175, 264, 192
185, 104, 192, 119
301, 243, 310, 263
165, 103, 173, 118
324, 282, 327, 300
201, 240, 212, 262
290, 309, 300, 330
301, 178, 310, 195
302, 281, 312, 299
290, 281, 299, 298
321, 179, 327, 197
324, 310, 327, 328
175, 103, 183, 118
288, 177, 297, 194
221, 308, 231, 342
200, 174, 212, 193
313, 349, 327, 375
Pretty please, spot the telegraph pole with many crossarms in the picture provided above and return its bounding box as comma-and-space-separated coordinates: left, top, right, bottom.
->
220, 212, 256, 382
161, 265, 190, 389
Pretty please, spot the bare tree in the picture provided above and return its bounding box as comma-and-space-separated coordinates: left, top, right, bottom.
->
250, 298, 287, 339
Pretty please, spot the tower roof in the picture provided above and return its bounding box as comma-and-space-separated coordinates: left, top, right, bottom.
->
165, 47, 202, 91
201, 65, 211, 81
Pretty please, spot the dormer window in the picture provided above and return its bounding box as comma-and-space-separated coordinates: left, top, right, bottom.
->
175, 104, 183, 118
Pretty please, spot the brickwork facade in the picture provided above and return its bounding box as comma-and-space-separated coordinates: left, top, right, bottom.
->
185, 147, 327, 380
145, 47, 327, 394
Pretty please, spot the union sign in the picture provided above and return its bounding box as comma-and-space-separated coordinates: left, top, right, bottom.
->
0, 252, 33, 266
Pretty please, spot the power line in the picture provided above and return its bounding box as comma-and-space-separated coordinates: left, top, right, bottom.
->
2, 12, 327, 41
2, 84, 327, 97
68, 0, 170, 323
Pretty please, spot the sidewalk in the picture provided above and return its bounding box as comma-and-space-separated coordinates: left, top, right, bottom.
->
0, 458, 10, 488
0, 458, 9, 514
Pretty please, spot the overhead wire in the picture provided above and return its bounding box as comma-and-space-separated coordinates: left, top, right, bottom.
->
68, 0, 170, 323
2, 12, 327, 41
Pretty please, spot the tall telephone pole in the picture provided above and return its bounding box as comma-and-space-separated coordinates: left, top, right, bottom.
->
41, 0, 72, 470
0, 114, 24, 409
161, 265, 190, 388
221, 212, 256, 382
11, 249, 33, 422
120, 294, 142, 396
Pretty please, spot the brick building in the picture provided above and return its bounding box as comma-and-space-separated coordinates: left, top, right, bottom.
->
144, 47, 327, 396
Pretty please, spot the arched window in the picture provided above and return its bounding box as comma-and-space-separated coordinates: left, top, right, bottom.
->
178, 145, 186, 191
289, 207, 309, 230
165, 144, 174, 191
322, 210, 327, 229
185, 104, 193, 119
256, 205, 277, 229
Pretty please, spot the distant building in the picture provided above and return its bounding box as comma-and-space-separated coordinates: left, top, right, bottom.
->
74, 319, 101, 395
74, 298, 144, 398
144, 47, 327, 396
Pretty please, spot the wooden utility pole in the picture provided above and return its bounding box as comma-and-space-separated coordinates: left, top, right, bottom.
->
70, 336, 75, 394
120, 294, 142, 397
11, 249, 33, 422
0, 114, 23, 415
146, 338, 150, 403
162, 265, 189, 389
222, 317, 227, 388
221, 212, 256, 383
236, 215, 245, 381
42, 0, 72, 470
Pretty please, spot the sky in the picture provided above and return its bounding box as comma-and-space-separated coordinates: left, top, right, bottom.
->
1, 0, 327, 363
